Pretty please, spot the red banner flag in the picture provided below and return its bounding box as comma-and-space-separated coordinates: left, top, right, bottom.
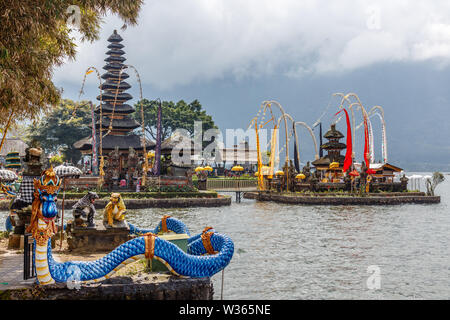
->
335, 108, 353, 172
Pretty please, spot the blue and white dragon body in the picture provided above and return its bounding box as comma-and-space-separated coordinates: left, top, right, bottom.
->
29, 168, 234, 285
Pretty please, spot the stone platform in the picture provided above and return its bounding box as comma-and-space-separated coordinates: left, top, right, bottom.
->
1, 195, 232, 211
59, 196, 231, 209
244, 192, 441, 205
150, 233, 189, 272
8, 234, 57, 250
66, 221, 131, 252
0, 274, 214, 300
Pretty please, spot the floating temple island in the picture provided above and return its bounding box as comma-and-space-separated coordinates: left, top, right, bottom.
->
245, 98, 440, 205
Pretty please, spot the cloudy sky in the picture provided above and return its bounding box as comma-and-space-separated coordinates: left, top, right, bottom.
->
53, 0, 450, 170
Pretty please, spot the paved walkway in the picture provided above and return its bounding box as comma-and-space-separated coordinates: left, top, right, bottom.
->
0, 252, 36, 290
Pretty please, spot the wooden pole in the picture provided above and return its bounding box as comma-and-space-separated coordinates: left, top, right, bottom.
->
59, 177, 66, 251
221, 268, 225, 300
153, 100, 162, 176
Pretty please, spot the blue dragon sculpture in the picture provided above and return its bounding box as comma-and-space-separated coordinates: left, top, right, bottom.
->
28, 168, 234, 285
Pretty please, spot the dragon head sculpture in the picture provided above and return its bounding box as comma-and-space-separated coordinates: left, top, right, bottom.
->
26, 167, 62, 245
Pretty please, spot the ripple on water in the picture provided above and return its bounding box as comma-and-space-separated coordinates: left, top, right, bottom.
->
1, 177, 449, 299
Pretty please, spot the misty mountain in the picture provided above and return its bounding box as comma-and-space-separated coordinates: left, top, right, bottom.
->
56, 60, 450, 172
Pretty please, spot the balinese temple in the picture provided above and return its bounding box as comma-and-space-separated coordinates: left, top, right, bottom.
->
74, 30, 154, 173
355, 162, 403, 183
311, 124, 346, 182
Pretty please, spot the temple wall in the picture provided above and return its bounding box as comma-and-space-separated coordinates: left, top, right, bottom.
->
244, 192, 440, 205
0, 275, 214, 300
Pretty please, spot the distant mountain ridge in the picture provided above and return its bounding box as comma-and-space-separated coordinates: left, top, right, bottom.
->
55, 60, 450, 171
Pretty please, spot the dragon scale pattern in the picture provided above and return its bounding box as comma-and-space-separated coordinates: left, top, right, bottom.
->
34, 217, 234, 284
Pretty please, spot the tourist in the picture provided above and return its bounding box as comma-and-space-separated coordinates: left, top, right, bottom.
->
136, 179, 141, 192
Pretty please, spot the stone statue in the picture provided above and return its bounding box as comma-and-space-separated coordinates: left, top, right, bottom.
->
185, 167, 194, 186
72, 191, 99, 228
360, 162, 368, 182
310, 170, 320, 192
127, 147, 139, 188
302, 161, 311, 181
196, 169, 208, 190
106, 147, 120, 187
343, 171, 351, 191
288, 160, 296, 191
103, 193, 126, 227
359, 162, 368, 194
400, 174, 409, 192
9, 140, 45, 232
110, 147, 120, 168
103, 157, 113, 190
23, 139, 44, 176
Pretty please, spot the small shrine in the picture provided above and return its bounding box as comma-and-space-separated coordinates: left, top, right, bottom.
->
8, 141, 46, 248
311, 124, 347, 182
66, 192, 130, 252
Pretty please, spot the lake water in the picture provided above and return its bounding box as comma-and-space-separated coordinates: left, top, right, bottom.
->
1, 172, 449, 299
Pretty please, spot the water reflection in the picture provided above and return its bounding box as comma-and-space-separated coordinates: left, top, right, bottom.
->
1, 176, 449, 299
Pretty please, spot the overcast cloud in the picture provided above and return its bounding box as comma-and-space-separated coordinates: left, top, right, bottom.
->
54, 0, 450, 89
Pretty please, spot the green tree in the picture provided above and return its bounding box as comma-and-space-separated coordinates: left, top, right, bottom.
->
27, 99, 92, 164
0, 0, 143, 125
49, 154, 64, 166
134, 99, 217, 141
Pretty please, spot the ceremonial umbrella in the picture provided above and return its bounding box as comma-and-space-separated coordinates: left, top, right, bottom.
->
54, 165, 83, 250
54, 165, 82, 178
0, 169, 18, 198
231, 165, 244, 178
329, 162, 340, 169
0, 169, 18, 182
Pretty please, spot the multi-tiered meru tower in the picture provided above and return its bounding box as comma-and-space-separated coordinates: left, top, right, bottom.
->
96, 30, 139, 137
311, 123, 347, 181
74, 30, 154, 175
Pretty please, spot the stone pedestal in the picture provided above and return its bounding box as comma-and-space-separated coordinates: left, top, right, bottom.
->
66, 220, 131, 252
149, 233, 189, 272
198, 180, 207, 190
8, 208, 31, 249
8, 234, 56, 250
7, 234, 24, 250
1, 275, 214, 300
